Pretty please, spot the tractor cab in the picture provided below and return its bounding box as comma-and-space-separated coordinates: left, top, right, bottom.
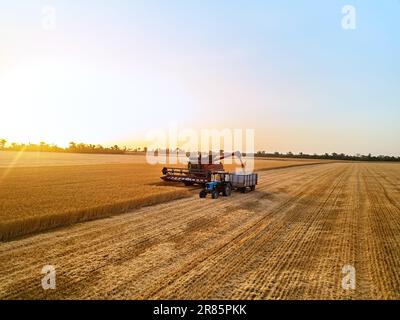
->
205, 171, 223, 187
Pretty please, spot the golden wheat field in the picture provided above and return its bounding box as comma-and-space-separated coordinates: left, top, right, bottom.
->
0, 162, 399, 299
0, 152, 327, 241
0, 151, 326, 169
0, 164, 191, 241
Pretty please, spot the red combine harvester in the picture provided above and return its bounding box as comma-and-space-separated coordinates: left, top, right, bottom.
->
161, 151, 245, 186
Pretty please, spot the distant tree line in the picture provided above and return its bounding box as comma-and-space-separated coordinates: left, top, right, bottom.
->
1, 138, 399, 161
0, 139, 126, 155
255, 151, 400, 162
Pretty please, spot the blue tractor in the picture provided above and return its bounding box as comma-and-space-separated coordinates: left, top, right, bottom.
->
199, 172, 232, 199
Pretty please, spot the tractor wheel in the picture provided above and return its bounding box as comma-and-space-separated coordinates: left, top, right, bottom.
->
211, 190, 219, 199
223, 184, 232, 197
199, 190, 207, 198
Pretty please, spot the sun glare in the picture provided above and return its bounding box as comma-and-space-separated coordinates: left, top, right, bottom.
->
0, 61, 75, 145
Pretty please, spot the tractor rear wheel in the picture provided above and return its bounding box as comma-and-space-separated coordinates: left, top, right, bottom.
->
223, 184, 232, 196
199, 190, 207, 198
211, 190, 219, 199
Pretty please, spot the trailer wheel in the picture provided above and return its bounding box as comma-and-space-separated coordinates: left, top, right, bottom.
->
250, 185, 256, 191
211, 190, 219, 199
240, 187, 247, 193
223, 184, 232, 197
199, 190, 207, 198
184, 182, 194, 186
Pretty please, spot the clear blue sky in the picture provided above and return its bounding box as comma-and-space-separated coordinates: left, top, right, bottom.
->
0, 0, 399, 155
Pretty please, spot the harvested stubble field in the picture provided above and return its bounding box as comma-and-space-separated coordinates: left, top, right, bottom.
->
0, 162, 399, 299
0, 151, 326, 240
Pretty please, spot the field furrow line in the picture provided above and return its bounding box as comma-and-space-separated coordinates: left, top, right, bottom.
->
245, 164, 350, 299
